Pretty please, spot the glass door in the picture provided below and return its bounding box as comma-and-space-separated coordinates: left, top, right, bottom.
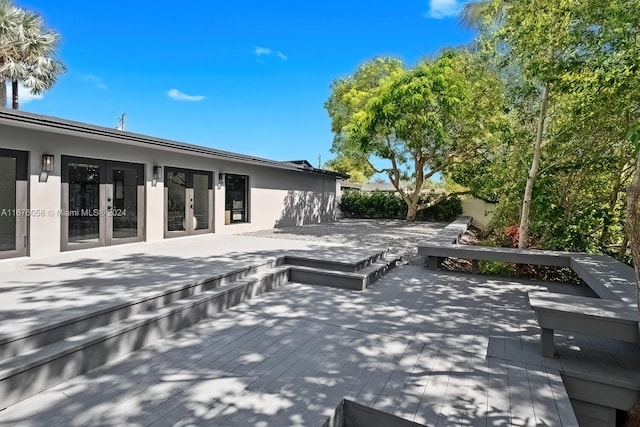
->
64, 158, 102, 248
62, 157, 144, 251
0, 149, 28, 259
106, 162, 144, 244
192, 171, 211, 231
165, 168, 213, 237
166, 169, 187, 233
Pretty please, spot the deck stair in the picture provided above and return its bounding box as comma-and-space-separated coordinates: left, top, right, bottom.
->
0, 250, 400, 410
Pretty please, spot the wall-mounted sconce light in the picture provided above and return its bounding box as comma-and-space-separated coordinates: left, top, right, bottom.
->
42, 154, 54, 172
218, 172, 225, 189
152, 165, 162, 187
40, 154, 54, 182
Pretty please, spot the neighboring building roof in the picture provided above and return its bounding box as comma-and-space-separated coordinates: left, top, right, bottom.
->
340, 180, 446, 193
361, 182, 397, 192
283, 159, 348, 179
339, 181, 363, 190
286, 160, 314, 169
0, 109, 343, 178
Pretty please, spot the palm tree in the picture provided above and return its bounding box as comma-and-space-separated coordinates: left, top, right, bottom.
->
0, 0, 65, 109
0, 0, 20, 108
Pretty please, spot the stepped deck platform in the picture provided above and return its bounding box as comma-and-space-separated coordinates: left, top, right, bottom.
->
0, 254, 605, 426
0, 234, 377, 341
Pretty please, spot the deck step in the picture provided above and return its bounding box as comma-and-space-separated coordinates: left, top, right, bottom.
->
0, 258, 282, 361
290, 254, 401, 291
0, 250, 400, 411
284, 251, 386, 272
0, 266, 289, 409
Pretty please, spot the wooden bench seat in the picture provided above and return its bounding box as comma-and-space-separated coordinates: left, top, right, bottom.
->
528, 291, 639, 358
418, 243, 571, 271
432, 216, 472, 244
418, 244, 635, 305
570, 254, 637, 308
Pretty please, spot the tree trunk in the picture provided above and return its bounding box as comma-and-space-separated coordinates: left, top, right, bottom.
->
11, 80, 18, 110
619, 232, 629, 261
625, 149, 640, 316
406, 202, 418, 222
599, 146, 627, 246
0, 78, 6, 108
518, 84, 549, 249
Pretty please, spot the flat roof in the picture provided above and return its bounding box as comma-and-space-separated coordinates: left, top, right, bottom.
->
0, 109, 345, 178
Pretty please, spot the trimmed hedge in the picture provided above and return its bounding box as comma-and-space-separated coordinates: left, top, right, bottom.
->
339, 191, 462, 222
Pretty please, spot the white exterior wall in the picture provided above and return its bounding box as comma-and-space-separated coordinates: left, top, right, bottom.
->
0, 123, 337, 258
461, 199, 496, 230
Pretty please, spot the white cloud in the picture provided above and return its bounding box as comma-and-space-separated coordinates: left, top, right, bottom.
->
82, 74, 107, 89
16, 81, 43, 104
427, 0, 461, 19
254, 46, 273, 56
166, 89, 205, 102
253, 46, 287, 60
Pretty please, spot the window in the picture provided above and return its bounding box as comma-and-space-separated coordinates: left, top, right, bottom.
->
225, 174, 249, 224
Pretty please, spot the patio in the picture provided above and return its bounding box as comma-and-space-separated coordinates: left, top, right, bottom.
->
0, 221, 637, 426
0, 263, 591, 426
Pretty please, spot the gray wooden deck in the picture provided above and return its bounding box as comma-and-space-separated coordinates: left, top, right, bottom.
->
0, 265, 590, 426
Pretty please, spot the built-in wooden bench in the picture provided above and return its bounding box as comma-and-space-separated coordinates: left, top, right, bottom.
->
528, 291, 639, 358
570, 254, 637, 309
418, 244, 636, 304
419, 243, 571, 272
418, 236, 639, 360
432, 216, 472, 244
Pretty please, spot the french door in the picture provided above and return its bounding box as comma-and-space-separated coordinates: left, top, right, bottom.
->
61, 156, 144, 251
0, 149, 28, 259
165, 167, 213, 237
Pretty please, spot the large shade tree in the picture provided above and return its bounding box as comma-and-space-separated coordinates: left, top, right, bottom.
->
326, 50, 506, 221
0, 0, 64, 109
462, 0, 640, 313
323, 153, 375, 183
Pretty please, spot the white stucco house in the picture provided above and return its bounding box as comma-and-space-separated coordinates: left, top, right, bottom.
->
0, 109, 343, 260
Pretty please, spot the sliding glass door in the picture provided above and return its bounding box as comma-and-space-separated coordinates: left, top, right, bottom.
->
0, 149, 27, 259
165, 167, 213, 237
61, 156, 144, 250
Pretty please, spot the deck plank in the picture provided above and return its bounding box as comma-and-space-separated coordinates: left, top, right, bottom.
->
0, 265, 594, 427
142, 319, 325, 426
372, 341, 424, 414
526, 365, 563, 426
434, 349, 475, 426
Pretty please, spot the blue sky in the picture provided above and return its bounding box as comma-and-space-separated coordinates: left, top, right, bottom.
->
15, 0, 473, 168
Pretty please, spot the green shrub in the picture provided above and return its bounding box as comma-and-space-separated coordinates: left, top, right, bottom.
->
475, 239, 514, 276
415, 195, 463, 221
478, 260, 513, 276
339, 191, 462, 221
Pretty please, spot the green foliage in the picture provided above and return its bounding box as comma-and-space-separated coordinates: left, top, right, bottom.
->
339, 191, 462, 222
456, 0, 640, 260
339, 191, 405, 219
323, 154, 375, 183
478, 261, 513, 277
0, 0, 66, 108
474, 239, 514, 276
326, 50, 506, 220
415, 196, 462, 222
